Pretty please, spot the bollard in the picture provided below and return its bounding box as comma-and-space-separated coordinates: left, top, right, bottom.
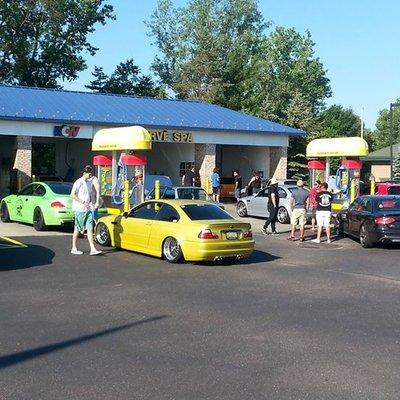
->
205, 176, 211, 195
31, 175, 36, 182
350, 179, 356, 204
370, 175, 376, 195
155, 180, 160, 200
123, 179, 130, 213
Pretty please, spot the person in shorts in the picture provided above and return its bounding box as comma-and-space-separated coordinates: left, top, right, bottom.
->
288, 180, 309, 242
211, 167, 220, 202
233, 170, 242, 202
70, 166, 102, 256
313, 182, 333, 244
308, 180, 321, 232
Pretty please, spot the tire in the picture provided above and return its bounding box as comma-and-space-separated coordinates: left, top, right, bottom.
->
359, 224, 374, 248
162, 237, 184, 263
95, 222, 111, 246
277, 206, 290, 224
0, 202, 11, 223
33, 208, 46, 231
236, 201, 247, 217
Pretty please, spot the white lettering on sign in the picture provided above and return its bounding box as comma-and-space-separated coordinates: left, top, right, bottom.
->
150, 130, 193, 143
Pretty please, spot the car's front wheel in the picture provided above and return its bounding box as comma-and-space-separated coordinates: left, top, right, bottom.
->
359, 224, 374, 248
236, 201, 247, 217
95, 222, 111, 246
162, 237, 183, 263
0, 202, 11, 223
277, 206, 290, 224
33, 208, 46, 231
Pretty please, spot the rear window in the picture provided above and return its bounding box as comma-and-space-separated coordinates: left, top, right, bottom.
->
181, 204, 233, 220
47, 182, 73, 195
177, 188, 207, 200
388, 187, 400, 195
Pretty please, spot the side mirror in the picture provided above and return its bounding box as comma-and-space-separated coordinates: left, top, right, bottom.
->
122, 211, 129, 218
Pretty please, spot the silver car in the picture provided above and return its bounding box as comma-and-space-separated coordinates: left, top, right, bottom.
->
146, 186, 225, 209
236, 184, 305, 224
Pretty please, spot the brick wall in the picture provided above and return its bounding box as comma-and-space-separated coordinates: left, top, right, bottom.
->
195, 144, 216, 189
269, 146, 287, 179
13, 136, 32, 189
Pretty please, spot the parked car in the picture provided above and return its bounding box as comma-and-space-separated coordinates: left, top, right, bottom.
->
338, 195, 400, 247
95, 200, 254, 263
0, 181, 107, 231
145, 186, 224, 209
375, 181, 400, 196
236, 184, 307, 224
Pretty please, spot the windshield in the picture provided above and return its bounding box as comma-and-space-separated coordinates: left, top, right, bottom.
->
181, 204, 233, 220
47, 182, 73, 195
177, 188, 207, 200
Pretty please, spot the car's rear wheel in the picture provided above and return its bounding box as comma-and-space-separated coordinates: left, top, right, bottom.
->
95, 222, 111, 246
0, 202, 11, 223
236, 201, 247, 217
33, 208, 46, 231
162, 237, 183, 263
359, 224, 374, 248
277, 206, 290, 224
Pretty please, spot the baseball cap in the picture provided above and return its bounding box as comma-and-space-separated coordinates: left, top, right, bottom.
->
297, 179, 304, 187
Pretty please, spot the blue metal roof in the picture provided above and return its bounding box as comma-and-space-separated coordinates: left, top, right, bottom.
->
0, 85, 306, 136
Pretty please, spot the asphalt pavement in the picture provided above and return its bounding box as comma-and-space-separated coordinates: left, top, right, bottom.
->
1, 212, 400, 400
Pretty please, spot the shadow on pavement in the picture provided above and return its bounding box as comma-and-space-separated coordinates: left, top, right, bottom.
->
0, 315, 169, 370
197, 250, 280, 267
0, 244, 55, 271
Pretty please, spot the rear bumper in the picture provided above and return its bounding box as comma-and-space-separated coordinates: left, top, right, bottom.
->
181, 239, 255, 261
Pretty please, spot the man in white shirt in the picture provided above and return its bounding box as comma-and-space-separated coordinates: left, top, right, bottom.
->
70, 166, 102, 255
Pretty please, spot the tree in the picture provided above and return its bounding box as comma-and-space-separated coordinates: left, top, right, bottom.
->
86, 59, 165, 97
147, 0, 267, 107
393, 151, 400, 180
0, 0, 114, 88
371, 103, 400, 151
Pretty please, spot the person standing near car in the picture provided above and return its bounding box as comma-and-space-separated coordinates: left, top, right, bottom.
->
70, 166, 102, 256
262, 177, 279, 235
308, 180, 321, 232
233, 170, 242, 202
88, 169, 101, 223
211, 167, 220, 202
182, 166, 196, 186
287, 180, 309, 242
247, 172, 262, 195
312, 182, 333, 244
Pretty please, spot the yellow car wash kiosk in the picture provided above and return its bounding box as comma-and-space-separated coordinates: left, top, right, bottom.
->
306, 136, 369, 212
92, 126, 152, 214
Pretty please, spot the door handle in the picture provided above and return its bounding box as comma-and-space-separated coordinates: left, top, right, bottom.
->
144, 222, 152, 226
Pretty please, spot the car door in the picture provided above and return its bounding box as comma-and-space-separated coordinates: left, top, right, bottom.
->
247, 188, 269, 217
118, 202, 160, 251
13, 184, 36, 222
27, 184, 47, 222
347, 199, 364, 235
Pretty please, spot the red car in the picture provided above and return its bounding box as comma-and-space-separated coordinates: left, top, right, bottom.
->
375, 181, 400, 196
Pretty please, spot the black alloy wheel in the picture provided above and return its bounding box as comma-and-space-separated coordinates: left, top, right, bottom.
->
0, 202, 11, 223
359, 224, 374, 248
33, 208, 46, 231
95, 222, 111, 246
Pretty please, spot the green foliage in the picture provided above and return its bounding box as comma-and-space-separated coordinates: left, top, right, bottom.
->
371, 103, 400, 151
0, 0, 114, 88
287, 153, 308, 180
393, 151, 400, 180
86, 59, 166, 97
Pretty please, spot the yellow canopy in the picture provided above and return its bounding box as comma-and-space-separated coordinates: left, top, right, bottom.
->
306, 137, 368, 158
92, 126, 152, 151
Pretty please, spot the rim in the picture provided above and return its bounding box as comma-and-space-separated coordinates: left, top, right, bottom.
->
163, 237, 179, 260
277, 207, 287, 223
360, 226, 366, 245
1, 203, 7, 217
96, 223, 109, 245
33, 209, 41, 224
237, 202, 246, 216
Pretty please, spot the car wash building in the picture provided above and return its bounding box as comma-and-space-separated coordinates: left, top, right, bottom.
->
0, 85, 305, 198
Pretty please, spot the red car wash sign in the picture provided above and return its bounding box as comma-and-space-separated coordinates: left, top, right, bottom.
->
53, 125, 80, 138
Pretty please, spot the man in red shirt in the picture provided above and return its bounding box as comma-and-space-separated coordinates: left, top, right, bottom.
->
308, 180, 321, 232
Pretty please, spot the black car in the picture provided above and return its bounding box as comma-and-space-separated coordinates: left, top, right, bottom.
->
338, 195, 400, 248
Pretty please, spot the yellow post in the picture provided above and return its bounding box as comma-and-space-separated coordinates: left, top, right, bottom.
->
31, 175, 36, 182
123, 179, 130, 213
205, 176, 211, 195
350, 179, 356, 204
155, 180, 160, 200
370, 175, 376, 195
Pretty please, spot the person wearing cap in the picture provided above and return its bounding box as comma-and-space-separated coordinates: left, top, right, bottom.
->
287, 179, 309, 242
262, 177, 279, 235
308, 180, 321, 232
130, 172, 144, 206
70, 166, 102, 256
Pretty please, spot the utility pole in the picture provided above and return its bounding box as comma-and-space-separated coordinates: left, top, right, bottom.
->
361, 107, 364, 139
390, 102, 400, 179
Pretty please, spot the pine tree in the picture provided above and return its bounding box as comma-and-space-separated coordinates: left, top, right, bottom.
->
393, 151, 400, 180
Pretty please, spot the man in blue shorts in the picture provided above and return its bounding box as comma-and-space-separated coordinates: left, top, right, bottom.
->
70, 166, 102, 256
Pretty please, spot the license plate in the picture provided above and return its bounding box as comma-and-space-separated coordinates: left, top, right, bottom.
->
225, 231, 238, 240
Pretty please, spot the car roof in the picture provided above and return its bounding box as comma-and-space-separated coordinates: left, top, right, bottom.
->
145, 199, 212, 206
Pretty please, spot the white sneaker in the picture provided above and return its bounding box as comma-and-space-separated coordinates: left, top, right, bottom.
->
90, 250, 102, 256
71, 249, 83, 255
327, 239, 331, 244
312, 239, 320, 243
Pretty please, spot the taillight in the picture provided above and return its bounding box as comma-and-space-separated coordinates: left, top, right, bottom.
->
198, 229, 219, 239
51, 201, 65, 208
374, 216, 396, 225
243, 230, 253, 238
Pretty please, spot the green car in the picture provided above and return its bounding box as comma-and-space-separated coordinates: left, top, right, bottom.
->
0, 182, 107, 231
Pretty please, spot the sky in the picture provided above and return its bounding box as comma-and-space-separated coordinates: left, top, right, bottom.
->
65, 0, 400, 129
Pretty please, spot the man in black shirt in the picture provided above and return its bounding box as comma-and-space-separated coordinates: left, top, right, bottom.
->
233, 170, 242, 202
262, 177, 279, 235
312, 182, 333, 243
182, 167, 196, 186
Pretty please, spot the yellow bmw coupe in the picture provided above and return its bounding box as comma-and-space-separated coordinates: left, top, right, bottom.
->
95, 200, 254, 263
